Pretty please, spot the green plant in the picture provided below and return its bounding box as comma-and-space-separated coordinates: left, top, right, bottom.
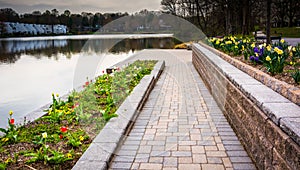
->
0, 111, 19, 144
292, 69, 300, 84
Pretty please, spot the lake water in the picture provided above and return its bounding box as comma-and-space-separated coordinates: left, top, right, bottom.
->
0, 34, 175, 128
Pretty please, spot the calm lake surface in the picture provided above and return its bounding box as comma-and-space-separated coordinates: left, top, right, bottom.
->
0, 34, 175, 128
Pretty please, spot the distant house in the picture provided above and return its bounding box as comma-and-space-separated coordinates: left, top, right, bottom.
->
1, 22, 68, 36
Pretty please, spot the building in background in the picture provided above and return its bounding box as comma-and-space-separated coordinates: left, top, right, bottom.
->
1, 22, 68, 36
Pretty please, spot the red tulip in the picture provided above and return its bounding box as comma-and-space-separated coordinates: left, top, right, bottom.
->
59, 134, 63, 139
85, 81, 89, 86
60, 126, 68, 133
9, 118, 14, 125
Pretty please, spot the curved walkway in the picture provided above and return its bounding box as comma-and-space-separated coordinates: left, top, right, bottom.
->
109, 50, 256, 170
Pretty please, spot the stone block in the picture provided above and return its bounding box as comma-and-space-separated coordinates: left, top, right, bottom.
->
262, 102, 300, 125
280, 117, 300, 146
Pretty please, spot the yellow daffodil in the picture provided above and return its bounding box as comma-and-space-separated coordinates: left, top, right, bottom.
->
216, 40, 220, 45
290, 61, 294, 65
292, 47, 296, 52
289, 52, 293, 57
274, 47, 283, 55
225, 41, 232, 45
42, 132, 47, 139
266, 56, 271, 61
56, 94, 59, 97
288, 46, 292, 51
280, 39, 285, 43
263, 43, 266, 47
79, 136, 84, 141
266, 45, 272, 51
9, 110, 13, 116
243, 39, 246, 43
67, 153, 72, 158
235, 46, 238, 49
1, 138, 9, 142
242, 45, 245, 51
251, 43, 255, 48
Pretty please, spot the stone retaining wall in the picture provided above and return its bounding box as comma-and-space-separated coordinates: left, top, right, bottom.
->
192, 43, 300, 170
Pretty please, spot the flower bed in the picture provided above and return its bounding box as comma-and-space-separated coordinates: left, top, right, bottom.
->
207, 36, 300, 105
209, 36, 300, 83
0, 60, 157, 169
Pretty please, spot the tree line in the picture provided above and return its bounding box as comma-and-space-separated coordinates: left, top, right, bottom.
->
0, 8, 128, 34
161, 0, 300, 36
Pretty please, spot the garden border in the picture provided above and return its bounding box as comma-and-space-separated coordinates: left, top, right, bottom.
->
200, 42, 300, 106
192, 43, 300, 169
72, 60, 165, 170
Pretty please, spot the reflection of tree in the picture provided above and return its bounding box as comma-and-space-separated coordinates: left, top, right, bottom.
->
0, 37, 176, 64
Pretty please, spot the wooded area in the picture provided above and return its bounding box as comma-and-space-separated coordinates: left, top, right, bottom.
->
161, 0, 300, 36
1, 0, 300, 36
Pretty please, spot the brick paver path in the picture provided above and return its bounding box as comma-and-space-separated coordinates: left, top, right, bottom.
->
109, 50, 256, 170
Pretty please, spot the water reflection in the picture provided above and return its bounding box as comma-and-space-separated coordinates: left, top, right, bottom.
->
0, 37, 175, 64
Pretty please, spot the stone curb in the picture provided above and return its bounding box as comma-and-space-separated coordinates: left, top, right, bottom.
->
193, 43, 300, 147
199, 42, 300, 106
72, 60, 165, 170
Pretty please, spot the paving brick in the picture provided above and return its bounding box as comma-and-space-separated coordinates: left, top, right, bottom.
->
139, 163, 162, 169
138, 146, 152, 153
192, 146, 205, 153
163, 157, 178, 167
151, 151, 171, 157
149, 157, 163, 163
192, 154, 207, 163
232, 163, 256, 170
178, 164, 201, 170
202, 164, 225, 170
172, 151, 192, 157
110, 162, 132, 169
206, 151, 227, 157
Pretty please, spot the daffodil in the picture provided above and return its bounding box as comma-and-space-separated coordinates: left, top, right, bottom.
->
216, 40, 220, 45
56, 94, 59, 97
251, 43, 255, 48
225, 41, 232, 45
274, 47, 283, 55
9, 110, 13, 116
242, 45, 245, 51
42, 132, 47, 139
290, 61, 294, 65
1, 138, 9, 142
292, 47, 296, 52
280, 39, 285, 43
266, 45, 272, 51
79, 136, 84, 141
67, 153, 72, 159
266, 56, 271, 61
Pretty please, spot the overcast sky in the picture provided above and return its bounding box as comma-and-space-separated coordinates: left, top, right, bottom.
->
0, 0, 162, 14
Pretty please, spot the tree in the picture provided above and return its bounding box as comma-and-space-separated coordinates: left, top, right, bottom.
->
161, 0, 178, 15
266, 0, 272, 44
